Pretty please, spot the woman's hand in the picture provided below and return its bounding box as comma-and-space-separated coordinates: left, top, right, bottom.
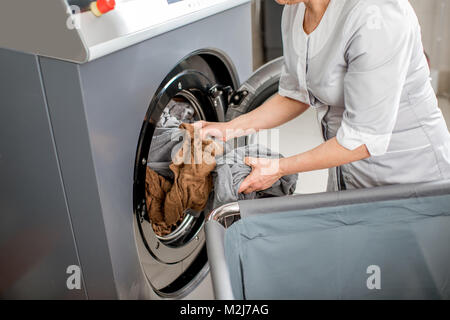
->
197, 121, 232, 141
238, 157, 284, 194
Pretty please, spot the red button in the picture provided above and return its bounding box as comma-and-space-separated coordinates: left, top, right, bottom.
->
96, 0, 116, 14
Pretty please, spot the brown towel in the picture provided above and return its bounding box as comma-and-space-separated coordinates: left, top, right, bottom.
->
145, 123, 222, 236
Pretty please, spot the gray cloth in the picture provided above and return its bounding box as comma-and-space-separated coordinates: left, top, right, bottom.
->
148, 118, 183, 180
149, 119, 183, 163
212, 144, 298, 209
149, 100, 197, 176
225, 193, 450, 300
156, 100, 195, 128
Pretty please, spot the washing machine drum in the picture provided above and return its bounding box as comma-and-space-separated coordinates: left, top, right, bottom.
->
133, 53, 283, 298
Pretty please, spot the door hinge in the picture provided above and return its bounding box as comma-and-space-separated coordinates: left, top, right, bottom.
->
209, 85, 249, 107
228, 89, 249, 107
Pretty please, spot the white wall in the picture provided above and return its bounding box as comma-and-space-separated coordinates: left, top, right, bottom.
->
410, 0, 450, 95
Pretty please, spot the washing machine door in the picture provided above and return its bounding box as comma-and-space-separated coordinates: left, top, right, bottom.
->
133, 51, 242, 299
225, 56, 284, 123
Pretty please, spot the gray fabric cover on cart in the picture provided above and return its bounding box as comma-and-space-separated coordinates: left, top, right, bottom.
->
223, 183, 450, 300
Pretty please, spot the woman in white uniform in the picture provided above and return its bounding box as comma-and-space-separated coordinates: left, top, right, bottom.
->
200, 0, 450, 193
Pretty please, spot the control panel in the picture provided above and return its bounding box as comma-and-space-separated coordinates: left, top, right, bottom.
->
73, 0, 248, 60
0, 0, 250, 63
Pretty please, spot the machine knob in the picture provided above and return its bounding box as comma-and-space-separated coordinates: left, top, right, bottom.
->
91, 0, 116, 17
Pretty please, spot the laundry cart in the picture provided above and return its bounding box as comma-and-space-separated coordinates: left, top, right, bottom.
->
205, 180, 450, 300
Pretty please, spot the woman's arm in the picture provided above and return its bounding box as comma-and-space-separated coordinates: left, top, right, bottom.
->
238, 137, 370, 194
280, 137, 370, 175
230, 93, 309, 132
200, 93, 309, 140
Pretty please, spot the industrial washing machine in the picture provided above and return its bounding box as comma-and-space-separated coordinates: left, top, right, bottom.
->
0, 0, 283, 299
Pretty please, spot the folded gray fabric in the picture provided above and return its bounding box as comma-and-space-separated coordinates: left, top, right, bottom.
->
211, 144, 298, 209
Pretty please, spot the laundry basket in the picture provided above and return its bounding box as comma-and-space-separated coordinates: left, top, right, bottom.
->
205, 180, 450, 300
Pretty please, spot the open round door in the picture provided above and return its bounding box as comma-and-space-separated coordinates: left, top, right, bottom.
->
133, 50, 238, 298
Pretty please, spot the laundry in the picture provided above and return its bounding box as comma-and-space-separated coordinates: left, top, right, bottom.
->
145, 123, 220, 236
148, 118, 183, 176
148, 100, 197, 176
145, 168, 172, 234
146, 119, 299, 236
157, 99, 196, 128
211, 144, 299, 209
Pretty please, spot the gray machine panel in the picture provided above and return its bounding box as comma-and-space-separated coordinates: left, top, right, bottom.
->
0, 49, 86, 299
38, 58, 119, 299
0, 0, 88, 63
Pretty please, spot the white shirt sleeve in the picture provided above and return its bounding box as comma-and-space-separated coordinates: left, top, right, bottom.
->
279, 61, 308, 103
278, 5, 309, 104
337, 1, 415, 156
